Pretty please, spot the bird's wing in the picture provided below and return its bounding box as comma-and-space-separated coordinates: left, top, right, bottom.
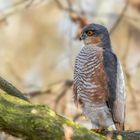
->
103, 50, 125, 130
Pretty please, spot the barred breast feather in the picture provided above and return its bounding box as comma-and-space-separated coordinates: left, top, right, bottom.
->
73, 46, 108, 106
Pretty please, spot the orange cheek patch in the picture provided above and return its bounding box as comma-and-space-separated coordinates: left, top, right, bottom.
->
91, 36, 102, 44
84, 36, 102, 45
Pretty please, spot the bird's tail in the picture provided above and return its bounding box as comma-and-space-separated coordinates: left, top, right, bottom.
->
115, 122, 125, 131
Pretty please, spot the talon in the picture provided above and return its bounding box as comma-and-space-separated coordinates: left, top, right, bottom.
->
90, 128, 105, 133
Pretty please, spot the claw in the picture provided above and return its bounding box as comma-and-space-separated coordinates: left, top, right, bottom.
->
90, 128, 105, 133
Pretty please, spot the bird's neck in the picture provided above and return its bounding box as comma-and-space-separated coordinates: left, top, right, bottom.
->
84, 42, 102, 47
84, 36, 112, 50
102, 33, 112, 50
103, 39, 111, 48
84, 41, 112, 51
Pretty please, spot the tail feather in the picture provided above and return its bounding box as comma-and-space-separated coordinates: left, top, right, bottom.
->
115, 122, 125, 131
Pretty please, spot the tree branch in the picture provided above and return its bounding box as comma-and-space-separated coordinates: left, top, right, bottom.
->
0, 91, 140, 139
0, 92, 104, 140
0, 76, 29, 102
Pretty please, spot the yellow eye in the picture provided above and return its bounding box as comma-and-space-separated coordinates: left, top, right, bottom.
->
87, 30, 93, 36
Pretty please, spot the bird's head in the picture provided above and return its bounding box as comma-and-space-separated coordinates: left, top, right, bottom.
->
80, 23, 111, 48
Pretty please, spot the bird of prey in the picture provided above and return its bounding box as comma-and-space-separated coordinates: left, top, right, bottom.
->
73, 23, 125, 131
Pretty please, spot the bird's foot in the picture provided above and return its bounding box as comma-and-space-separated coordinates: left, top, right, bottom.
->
90, 128, 105, 133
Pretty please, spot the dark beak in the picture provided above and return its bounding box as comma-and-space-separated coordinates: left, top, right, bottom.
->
79, 32, 87, 40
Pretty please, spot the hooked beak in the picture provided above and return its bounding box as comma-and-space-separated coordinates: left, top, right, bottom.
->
79, 32, 87, 40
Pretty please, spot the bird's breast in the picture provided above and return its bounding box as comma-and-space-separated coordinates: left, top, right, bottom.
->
74, 46, 108, 104
75, 46, 103, 79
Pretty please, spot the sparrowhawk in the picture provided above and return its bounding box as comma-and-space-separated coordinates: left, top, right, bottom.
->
73, 23, 125, 131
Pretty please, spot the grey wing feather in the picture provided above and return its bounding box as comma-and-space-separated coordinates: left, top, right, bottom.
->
103, 50, 125, 127
113, 60, 125, 123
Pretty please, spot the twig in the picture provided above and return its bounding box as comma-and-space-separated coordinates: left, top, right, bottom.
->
54, 0, 66, 10
73, 113, 82, 121
54, 80, 73, 111
25, 0, 34, 8
0, 76, 29, 102
25, 80, 73, 98
0, 0, 36, 22
109, 0, 129, 34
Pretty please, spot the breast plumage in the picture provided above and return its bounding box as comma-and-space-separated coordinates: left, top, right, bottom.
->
73, 23, 125, 131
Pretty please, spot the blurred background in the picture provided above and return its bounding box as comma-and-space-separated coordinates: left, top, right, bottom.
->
0, 0, 140, 139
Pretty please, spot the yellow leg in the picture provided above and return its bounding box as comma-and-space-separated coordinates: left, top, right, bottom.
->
90, 128, 105, 133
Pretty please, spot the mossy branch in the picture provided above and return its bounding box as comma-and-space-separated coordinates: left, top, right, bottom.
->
0, 92, 105, 140
0, 92, 140, 140
0, 76, 29, 102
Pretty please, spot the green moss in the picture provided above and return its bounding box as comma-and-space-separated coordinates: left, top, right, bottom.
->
0, 92, 30, 105
0, 92, 105, 140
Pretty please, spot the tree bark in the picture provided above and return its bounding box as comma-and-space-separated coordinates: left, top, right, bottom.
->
0, 92, 140, 140
0, 92, 104, 140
